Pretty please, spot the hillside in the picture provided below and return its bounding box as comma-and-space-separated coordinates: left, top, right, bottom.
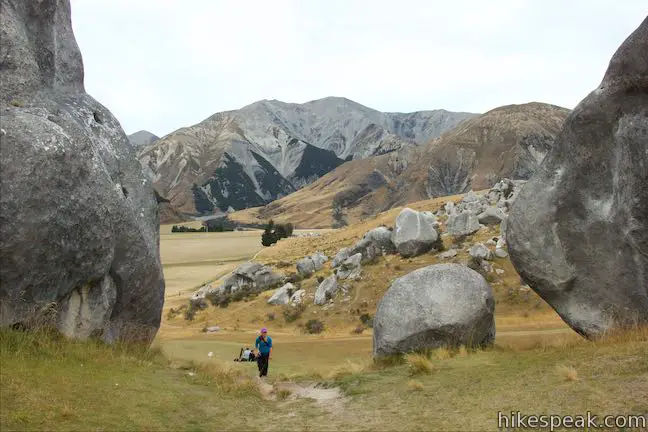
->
138, 97, 476, 215
230, 102, 570, 228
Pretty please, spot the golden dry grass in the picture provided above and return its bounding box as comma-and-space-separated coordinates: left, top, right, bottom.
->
405, 353, 435, 376
556, 364, 579, 382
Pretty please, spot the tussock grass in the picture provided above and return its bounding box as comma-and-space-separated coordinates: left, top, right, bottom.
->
407, 380, 424, 391
432, 347, 452, 360
556, 364, 579, 382
405, 353, 434, 376
276, 388, 292, 400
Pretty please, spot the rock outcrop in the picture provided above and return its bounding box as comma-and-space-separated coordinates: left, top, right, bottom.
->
336, 253, 363, 280
507, 17, 648, 338
314, 275, 339, 305
192, 262, 282, 305
296, 252, 328, 277
348, 226, 396, 263
0, 0, 165, 343
373, 264, 495, 356
267, 283, 294, 305
392, 208, 439, 258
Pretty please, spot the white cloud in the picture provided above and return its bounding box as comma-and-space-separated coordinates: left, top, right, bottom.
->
70, 0, 647, 136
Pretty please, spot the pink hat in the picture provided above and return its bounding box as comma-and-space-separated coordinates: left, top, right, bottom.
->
260, 327, 268, 333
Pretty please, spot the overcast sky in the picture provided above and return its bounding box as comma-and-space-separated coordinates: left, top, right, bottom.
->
70, 1, 647, 137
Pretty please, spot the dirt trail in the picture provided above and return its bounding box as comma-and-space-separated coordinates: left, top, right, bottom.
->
257, 378, 345, 412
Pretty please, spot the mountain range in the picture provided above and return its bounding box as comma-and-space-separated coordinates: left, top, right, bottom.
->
230, 102, 571, 228
137, 97, 476, 215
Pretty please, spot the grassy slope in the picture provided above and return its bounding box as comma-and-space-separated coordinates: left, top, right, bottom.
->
173, 193, 563, 338
3, 327, 646, 431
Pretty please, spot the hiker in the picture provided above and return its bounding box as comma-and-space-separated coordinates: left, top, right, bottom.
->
255, 327, 273, 377
241, 347, 252, 362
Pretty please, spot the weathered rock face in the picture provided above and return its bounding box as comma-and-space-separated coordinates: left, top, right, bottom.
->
469, 243, 492, 261
314, 275, 339, 305
336, 253, 363, 280
392, 208, 439, 258
296, 251, 328, 277
268, 283, 294, 305
0, 0, 165, 343
507, 17, 648, 338
331, 247, 352, 269
373, 264, 495, 357
446, 211, 481, 236
350, 226, 396, 263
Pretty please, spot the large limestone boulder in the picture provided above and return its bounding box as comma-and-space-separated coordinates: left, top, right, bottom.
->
296, 251, 328, 277
446, 211, 481, 236
0, 0, 164, 343
331, 247, 352, 269
350, 226, 396, 263
373, 264, 495, 357
296, 258, 316, 277
314, 275, 339, 305
469, 243, 492, 261
336, 253, 363, 280
477, 207, 506, 225
507, 18, 648, 338
268, 283, 294, 305
392, 208, 439, 258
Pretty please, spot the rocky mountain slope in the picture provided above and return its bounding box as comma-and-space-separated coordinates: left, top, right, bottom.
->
128, 130, 159, 148
231, 102, 570, 228
138, 97, 475, 215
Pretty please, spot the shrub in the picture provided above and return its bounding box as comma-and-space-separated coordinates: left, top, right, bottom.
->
352, 325, 365, 334
261, 220, 294, 246
266, 312, 276, 321
305, 319, 325, 334
183, 305, 196, 321
282, 303, 305, 323
359, 313, 373, 328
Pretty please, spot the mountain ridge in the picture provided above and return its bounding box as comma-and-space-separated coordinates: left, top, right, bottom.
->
138, 97, 476, 215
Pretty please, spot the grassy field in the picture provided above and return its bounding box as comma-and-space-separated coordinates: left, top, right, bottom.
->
3, 327, 646, 431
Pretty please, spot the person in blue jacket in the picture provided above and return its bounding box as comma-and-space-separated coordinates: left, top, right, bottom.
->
255, 327, 273, 378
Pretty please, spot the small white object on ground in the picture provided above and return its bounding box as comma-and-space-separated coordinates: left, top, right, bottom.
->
208, 351, 214, 358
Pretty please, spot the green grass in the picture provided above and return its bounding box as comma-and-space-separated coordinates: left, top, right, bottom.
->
0, 328, 265, 431
2, 327, 647, 431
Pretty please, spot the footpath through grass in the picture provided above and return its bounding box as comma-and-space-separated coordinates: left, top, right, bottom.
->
2, 327, 647, 431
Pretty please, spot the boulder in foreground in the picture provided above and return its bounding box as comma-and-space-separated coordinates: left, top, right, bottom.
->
373, 264, 495, 357
507, 17, 648, 338
0, 0, 164, 343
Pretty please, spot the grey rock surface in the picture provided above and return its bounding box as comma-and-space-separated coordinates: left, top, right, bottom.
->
314, 275, 339, 305
438, 250, 458, 259
373, 264, 495, 356
469, 243, 493, 261
507, 17, 648, 338
268, 283, 294, 305
350, 226, 397, 263
446, 211, 481, 236
289, 289, 305, 305
331, 247, 352, 268
0, 0, 164, 343
296, 258, 316, 277
336, 253, 363, 280
392, 208, 439, 258
478, 207, 507, 225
